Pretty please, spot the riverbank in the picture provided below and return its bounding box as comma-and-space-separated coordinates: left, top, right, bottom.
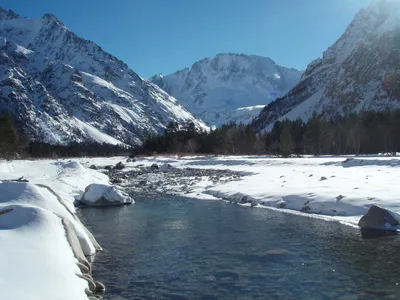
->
81, 155, 400, 227
0, 160, 111, 299
2, 155, 400, 298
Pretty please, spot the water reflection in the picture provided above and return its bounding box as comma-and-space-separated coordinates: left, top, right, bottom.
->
78, 195, 400, 300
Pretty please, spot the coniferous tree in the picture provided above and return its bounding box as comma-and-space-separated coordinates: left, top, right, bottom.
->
0, 112, 19, 159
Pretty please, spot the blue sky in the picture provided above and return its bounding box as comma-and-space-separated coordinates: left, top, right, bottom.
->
3, 0, 371, 77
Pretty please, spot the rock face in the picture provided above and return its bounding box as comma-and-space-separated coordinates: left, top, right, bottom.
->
79, 184, 133, 206
358, 205, 400, 230
149, 53, 302, 126
0, 8, 208, 145
254, 0, 400, 132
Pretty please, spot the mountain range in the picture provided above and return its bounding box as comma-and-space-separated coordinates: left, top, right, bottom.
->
253, 0, 400, 132
149, 54, 302, 127
0, 8, 207, 145
1, 0, 399, 146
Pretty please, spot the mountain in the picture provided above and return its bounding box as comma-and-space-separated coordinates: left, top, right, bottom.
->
149, 53, 302, 127
0, 8, 207, 146
253, 0, 400, 132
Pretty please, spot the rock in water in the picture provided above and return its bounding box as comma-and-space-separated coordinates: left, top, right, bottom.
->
358, 205, 399, 230
94, 281, 106, 293
115, 162, 126, 170
79, 184, 134, 206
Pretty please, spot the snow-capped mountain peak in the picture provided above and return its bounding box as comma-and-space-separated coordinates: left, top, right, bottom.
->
254, 0, 400, 132
149, 53, 302, 126
0, 7, 19, 20
0, 8, 207, 145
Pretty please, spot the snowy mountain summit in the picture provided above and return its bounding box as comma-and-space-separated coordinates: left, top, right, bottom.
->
149, 53, 302, 126
0, 8, 207, 145
253, 0, 400, 132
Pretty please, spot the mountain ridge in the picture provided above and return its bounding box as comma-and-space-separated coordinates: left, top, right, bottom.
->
149, 52, 303, 127
0, 7, 208, 145
253, 0, 400, 132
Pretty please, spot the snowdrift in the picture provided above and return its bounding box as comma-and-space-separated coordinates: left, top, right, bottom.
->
0, 160, 111, 299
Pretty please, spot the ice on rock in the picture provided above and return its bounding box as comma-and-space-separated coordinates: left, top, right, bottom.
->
79, 183, 134, 206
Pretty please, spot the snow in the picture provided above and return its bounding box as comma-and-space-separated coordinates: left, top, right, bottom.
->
255, 0, 400, 133
0, 205, 88, 300
0, 159, 115, 299
0, 17, 43, 46
73, 117, 125, 145
81, 72, 132, 99
1, 154, 400, 298
149, 53, 302, 127
274, 73, 281, 79
15, 44, 33, 56
81, 155, 400, 228
81, 183, 133, 205
0, 12, 208, 146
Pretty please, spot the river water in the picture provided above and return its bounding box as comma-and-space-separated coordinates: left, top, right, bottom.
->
78, 195, 400, 300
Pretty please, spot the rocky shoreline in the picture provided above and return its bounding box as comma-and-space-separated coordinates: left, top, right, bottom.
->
100, 161, 248, 196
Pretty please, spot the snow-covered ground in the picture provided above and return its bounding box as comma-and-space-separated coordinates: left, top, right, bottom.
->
2, 154, 400, 298
0, 159, 111, 299
77, 155, 400, 227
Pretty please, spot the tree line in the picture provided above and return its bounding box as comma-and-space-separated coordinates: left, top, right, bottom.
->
138, 110, 400, 156
0, 112, 131, 159
2, 109, 400, 159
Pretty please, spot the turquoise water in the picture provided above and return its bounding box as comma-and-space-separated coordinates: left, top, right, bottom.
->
78, 195, 400, 300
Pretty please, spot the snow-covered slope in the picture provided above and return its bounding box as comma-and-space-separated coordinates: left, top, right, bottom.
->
149, 53, 302, 126
0, 8, 207, 145
254, 0, 400, 132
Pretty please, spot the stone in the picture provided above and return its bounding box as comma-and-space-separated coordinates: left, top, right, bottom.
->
126, 157, 136, 163
277, 200, 286, 208
94, 281, 106, 293
336, 195, 345, 202
104, 165, 113, 170
150, 163, 159, 171
320, 176, 327, 181
358, 205, 399, 230
250, 201, 258, 207
115, 162, 125, 170
89, 165, 98, 170
79, 184, 134, 206
111, 178, 122, 184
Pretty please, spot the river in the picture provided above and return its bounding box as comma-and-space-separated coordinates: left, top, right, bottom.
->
78, 195, 400, 300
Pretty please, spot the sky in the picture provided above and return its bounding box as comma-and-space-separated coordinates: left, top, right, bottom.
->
2, 0, 371, 78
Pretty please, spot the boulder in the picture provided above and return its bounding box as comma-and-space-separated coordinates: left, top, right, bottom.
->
358, 205, 399, 230
160, 163, 174, 171
115, 162, 126, 170
79, 184, 134, 206
94, 281, 106, 293
89, 165, 98, 170
277, 200, 286, 208
126, 157, 136, 163
151, 163, 159, 171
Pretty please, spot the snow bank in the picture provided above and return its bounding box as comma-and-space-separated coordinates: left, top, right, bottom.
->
0, 204, 88, 300
84, 155, 400, 228
0, 159, 111, 299
0, 182, 98, 255
79, 183, 134, 206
